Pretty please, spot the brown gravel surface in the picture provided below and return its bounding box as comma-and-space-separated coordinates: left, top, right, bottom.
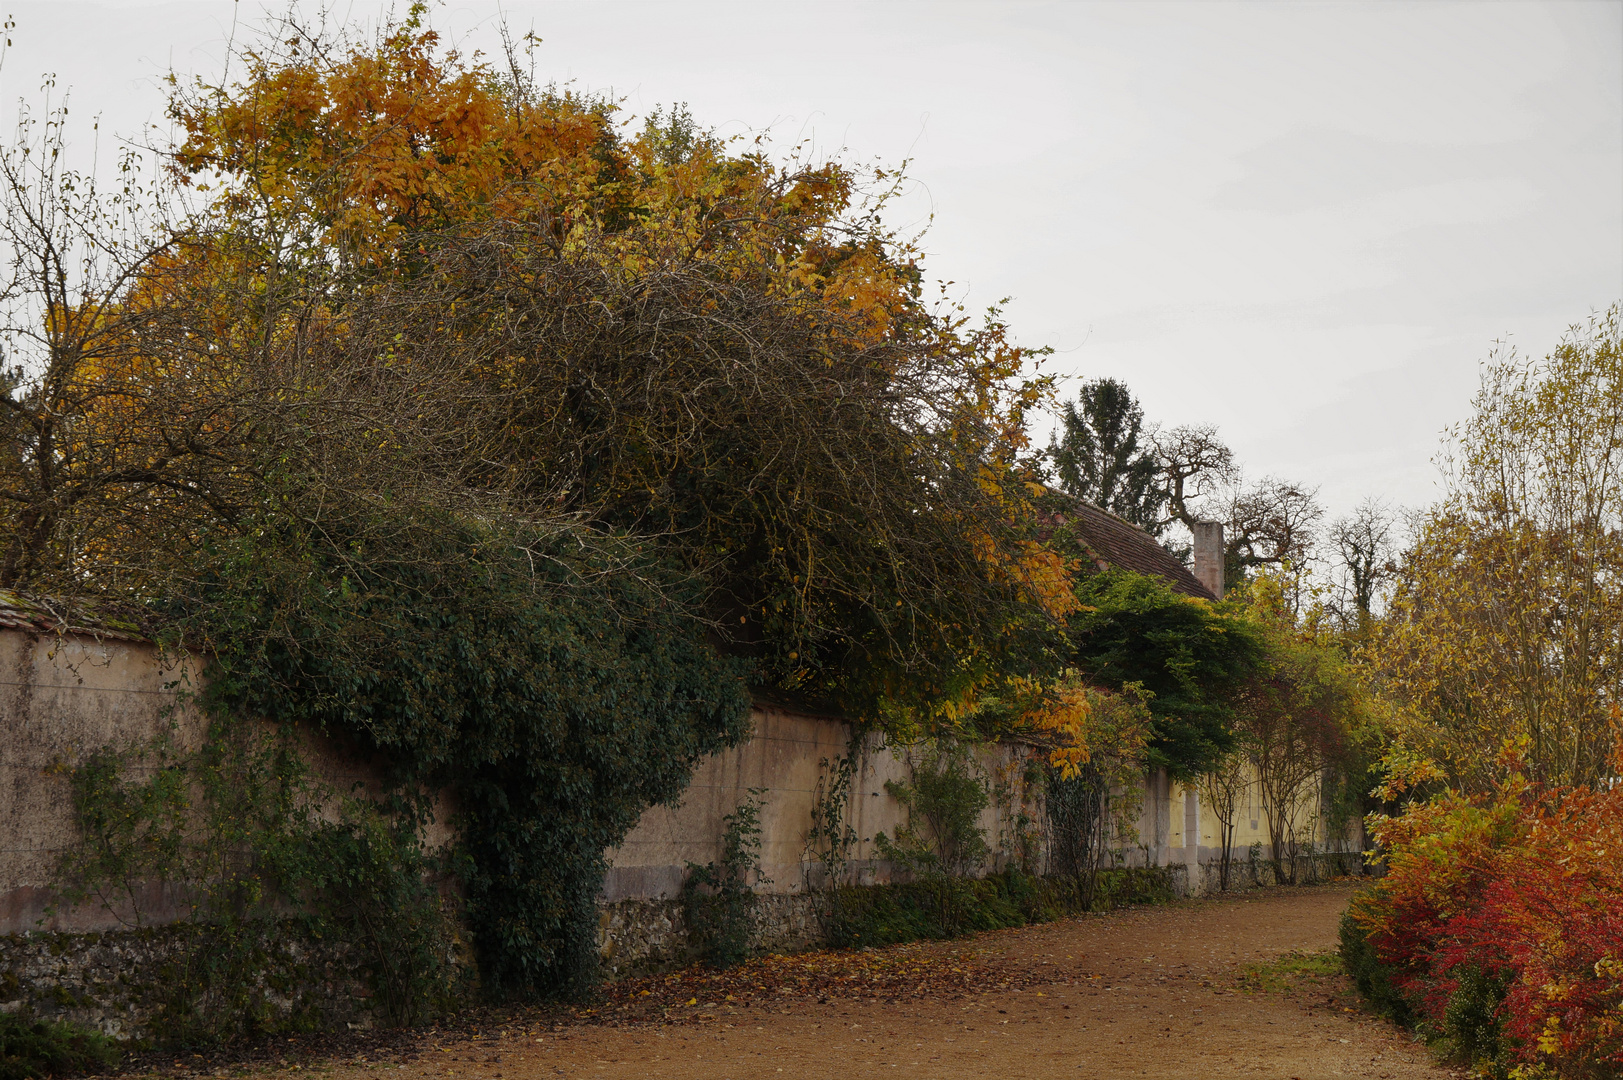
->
278, 882, 1457, 1080
122, 884, 1453, 1079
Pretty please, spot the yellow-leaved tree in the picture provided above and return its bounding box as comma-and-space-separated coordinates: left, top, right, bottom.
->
1370, 304, 1623, 790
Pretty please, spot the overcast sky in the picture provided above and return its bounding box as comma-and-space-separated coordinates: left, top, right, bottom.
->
5, 0, 1621, 525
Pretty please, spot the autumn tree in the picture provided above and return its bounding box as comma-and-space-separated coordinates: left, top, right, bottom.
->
3, 9, 1075, 723
1198, 749, 1250, 891
1, 7, 1090, 997
1043, 684, 1153, 906
1231, 572, 1366, 882
0, 92, 244, 593
1370, 306, 1623, 791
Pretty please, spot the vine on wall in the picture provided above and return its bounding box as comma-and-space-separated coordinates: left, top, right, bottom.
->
191, 522, 754, 1000
56, 719, 460, 1042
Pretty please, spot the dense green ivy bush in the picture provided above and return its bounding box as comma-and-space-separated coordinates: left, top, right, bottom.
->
194, 518, 752, 998
1066, 569, 1266, 777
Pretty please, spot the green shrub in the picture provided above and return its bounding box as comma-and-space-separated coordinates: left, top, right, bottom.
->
875, 746, 991, 878
1093, 866, 1178, 909
0, 1014, 119, 1080
59, 726, 462, 1043
297, 801, 463, 1025
1439, 965, 1510, 1072
828, 869, 1032, 948
825, 865, 1173, 950
1338, 901, 1412, 1025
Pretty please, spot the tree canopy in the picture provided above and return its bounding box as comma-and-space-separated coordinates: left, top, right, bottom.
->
1065, 568, 1265, 777
1369, 306, 1623, 791
2, 11, 1075, 727
1049, 378, 1165, 532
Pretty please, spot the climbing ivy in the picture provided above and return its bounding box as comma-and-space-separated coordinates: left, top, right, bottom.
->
186, 515, 753, 999
57, 719, 461, 1042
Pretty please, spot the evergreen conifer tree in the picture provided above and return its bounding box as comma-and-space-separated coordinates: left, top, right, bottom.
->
1049, 378, 1166, 531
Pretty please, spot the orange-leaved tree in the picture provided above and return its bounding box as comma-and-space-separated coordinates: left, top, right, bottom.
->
8, 6, 1076, 728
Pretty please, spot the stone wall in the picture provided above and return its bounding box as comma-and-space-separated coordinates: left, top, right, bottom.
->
596, 894, 825, 979
0, 923, 369, 1039
0, 619, 1366, 1038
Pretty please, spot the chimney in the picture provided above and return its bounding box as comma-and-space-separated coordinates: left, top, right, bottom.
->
1192, 521, 1224, 598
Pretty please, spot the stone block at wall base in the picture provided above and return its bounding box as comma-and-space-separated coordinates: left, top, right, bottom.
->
0, 923, 372, 1042
1213, 850, 1372, 890
596, 893, 825, 978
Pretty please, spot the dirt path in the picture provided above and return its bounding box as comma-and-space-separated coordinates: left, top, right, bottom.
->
322, 884, 1457, 1080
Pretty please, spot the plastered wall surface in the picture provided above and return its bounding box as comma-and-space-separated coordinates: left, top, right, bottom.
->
0, 630, 206, 931
2, 623, 1357, 934
603, 707, 1034, 902
0, 628, 453, 933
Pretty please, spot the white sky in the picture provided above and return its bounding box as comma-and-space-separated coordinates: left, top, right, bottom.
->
5, 1, 1621, 526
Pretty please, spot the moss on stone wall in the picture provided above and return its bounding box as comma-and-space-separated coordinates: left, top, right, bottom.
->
0, 922, 373, 1046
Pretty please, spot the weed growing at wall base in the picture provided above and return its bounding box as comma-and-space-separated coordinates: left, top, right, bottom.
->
683, 790, 771, 969
0, 1012, 119, 1080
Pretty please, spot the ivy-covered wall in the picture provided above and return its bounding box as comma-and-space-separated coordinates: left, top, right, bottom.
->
0, 620, 1363, 1039
0, 624, 200, 931
0, 626, 1041, 935
2, 621, 1358, 931
603, 707, 1038, 903
0, 624, 455, 934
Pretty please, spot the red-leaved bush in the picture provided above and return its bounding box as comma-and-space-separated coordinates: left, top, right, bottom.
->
1350, 763, 1623, 1077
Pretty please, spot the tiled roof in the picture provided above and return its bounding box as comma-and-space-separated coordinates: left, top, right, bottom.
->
1051, 501, 1217, 601
0, 590, 149, 642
